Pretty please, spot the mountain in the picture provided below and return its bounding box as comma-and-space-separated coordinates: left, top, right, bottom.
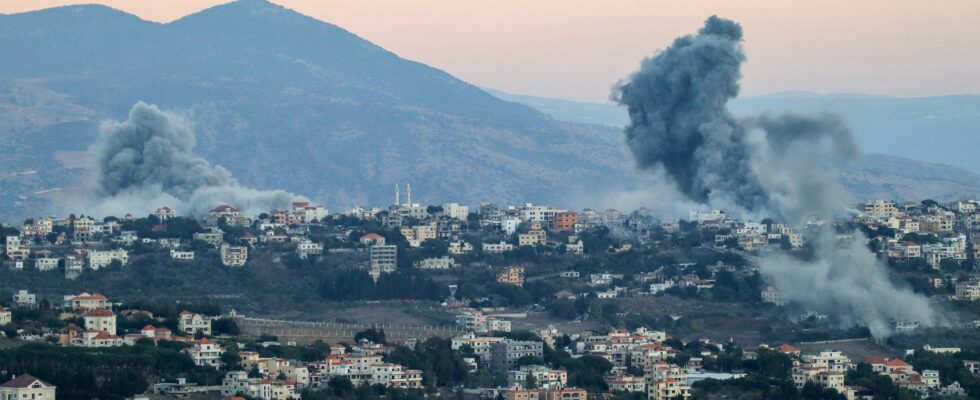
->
487, 89, 980, 175
0, 0, 629, 219
0, 1, 976, 221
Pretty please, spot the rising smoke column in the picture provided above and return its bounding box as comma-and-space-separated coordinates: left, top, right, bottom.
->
613, 16, 939, 337
90, 101, 301, 216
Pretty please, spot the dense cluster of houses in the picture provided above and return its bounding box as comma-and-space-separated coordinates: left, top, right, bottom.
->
776, 343, 969, 399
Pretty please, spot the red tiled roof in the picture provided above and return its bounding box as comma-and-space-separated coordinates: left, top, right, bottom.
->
778, 344, 800, 353
82, 309, 114, 317
360, 233, 383, 239
1, 374, 53, 388
865, 356, 888, 365
887, 359, 912, 367
72, 294, 107, 301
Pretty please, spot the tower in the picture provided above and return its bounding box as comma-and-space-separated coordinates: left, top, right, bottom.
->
395, 184, 400, 206
406, 183, 412, 206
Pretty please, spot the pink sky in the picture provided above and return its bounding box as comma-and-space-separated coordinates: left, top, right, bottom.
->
4, 0, 980, 102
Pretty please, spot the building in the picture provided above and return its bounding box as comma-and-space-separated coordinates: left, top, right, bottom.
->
414, 256, 455, 270
65, 293, 110, 311
12, 290, 35, 308
956, 280, 980, 300
220, 243, 248, 267
82, 309, 117, 335
442, 203, 470, 220
87, 249, 129, 270
179, 311, 213, 335
505, 388, 586, 400
761, 285, 784, 305
518, 224, 548, 247
369, 245, 398, 279
154, 207, 177, 221
34, 258, 59, 271
508, 365, 568, 389
484, 241, 515, 254
4, 236, 29, 261
295, 240, 323, 259
193, 229, 224, 248
497, 267, 525, 286
552, 212, 578, 232
359, 233, 386, 246
185, 338, 225, 368
0, 306, 10, 325
490, 339, 544, 372
170, 250, 195, 260
0, 375, 56, 400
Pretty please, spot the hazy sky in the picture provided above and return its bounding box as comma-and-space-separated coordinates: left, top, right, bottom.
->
4, 0, 980, 102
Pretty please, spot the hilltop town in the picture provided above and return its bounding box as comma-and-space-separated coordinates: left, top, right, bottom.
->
2, 188, 980, 399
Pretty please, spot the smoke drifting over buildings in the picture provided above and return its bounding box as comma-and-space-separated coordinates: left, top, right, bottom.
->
89, 101, 301, 216
613, 16, 938, 337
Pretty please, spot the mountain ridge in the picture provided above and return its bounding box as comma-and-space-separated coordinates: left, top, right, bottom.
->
0, 0, 976, 221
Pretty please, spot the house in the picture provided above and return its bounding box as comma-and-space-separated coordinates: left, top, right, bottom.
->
179, 311, 213, 335
222, 371, 297, 400
73, 329, 123, 347
12, 290, 36, 308
956, 280, 980, 300
64, 251, 85, 280
505, 388, 587, 400
497, 267, 525, 286
483, 241, 514, 254
553, 290, 577, 300
448, 241, 473, 254
518, 224, 547, 247
170, 250, 195, 260
220, 243, 248, 267
82, 309, 117, 335
359, 233, 386, 246
185, 338, 225, 368
761, 285, 784, 305
0, 306, 10, 325
0, 374, 56, 400
508, 365, 568, 389
295, 240, 322, 259
193, 229, 224, 248
414, 256, 455, 269
87, 249, 129, 270
65, 293, 110, 311
154, 207, 177, 221
33, 258, 59, 271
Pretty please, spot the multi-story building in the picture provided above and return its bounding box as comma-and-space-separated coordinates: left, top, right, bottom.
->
507, 365, 568, 389
12, 290, 36, 308
497, 267, 525, 286
552, 212, 578, 232
519, 224, 548, 247
505, 388, 587, 400
295, 240, 323, 259
956, 280, 980, 300
179, 311, 213, 335
761, 285, 784, 306
0, 306, 10, 325
220, 243, 248, 267
87, 249, 129, 270
369, 245, 398, 279
185, 338, 224, 368
82, 309, 116, 335
489, 339, 543, 372
484, 241, 515, 254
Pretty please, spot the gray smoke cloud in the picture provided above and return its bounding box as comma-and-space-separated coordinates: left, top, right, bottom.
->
89, 101, 302, 216
613, 16, 939, 337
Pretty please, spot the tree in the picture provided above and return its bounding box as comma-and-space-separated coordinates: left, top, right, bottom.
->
525, 373, 537, 389
354, 328, 387, 344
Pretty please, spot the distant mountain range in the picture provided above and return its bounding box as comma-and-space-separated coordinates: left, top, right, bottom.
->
488, 89, 980, 174
0, 0, 977, 220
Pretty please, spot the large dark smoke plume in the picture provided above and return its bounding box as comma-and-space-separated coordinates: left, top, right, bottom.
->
613, 16, 939, 337
89, 102, 301, 216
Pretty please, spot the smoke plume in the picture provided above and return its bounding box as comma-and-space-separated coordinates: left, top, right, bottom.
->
89, 101, 301, 216
613, 16, 939, 337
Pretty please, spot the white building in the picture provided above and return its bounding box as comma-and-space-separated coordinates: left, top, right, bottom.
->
442, 203, 470, 220
0, 375, 57, 400
179, 311, 213, 335
414, 256, 455, 270
220, 244, 248, 267
185, 338, 224, 368
483, 242, 514, 254
170, 250, 195, 260
34, 258, 59, 271
87, 249, 129, 270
